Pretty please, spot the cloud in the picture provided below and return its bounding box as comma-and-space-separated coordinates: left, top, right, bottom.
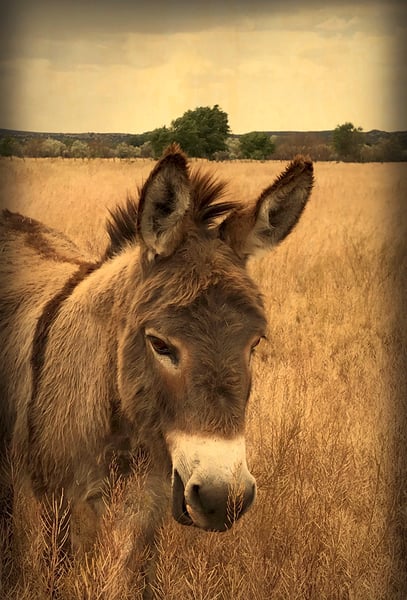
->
315, 16, 361, 32
1, 1, 405, 132
3, 0, 405, 42
6, 33, 172, 72
4, 23, 403, 133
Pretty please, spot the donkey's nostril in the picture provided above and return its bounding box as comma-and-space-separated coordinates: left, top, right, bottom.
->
188, 481, 215, 517
189, 483, 216, 515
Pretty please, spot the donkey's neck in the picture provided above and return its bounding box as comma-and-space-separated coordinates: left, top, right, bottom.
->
29, 248, 145, 489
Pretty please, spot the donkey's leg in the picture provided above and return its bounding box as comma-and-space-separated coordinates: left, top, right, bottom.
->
97, 470, 168, 599
133, 474, 169, 600
70, 494, 103, 556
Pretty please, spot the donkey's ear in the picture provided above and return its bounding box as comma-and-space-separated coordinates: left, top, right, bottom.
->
137, 144, 190, 258
221, 156, 313, 258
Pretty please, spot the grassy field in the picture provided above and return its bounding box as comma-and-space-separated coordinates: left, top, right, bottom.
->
0, 157, 406, 599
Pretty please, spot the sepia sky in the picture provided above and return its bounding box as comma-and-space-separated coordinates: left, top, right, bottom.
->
1, 0, 406, 134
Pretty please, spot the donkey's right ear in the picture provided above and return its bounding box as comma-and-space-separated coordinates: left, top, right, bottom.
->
137, 144, 190, 259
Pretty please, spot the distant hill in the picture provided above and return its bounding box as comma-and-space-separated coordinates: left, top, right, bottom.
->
0, 128, 151, 146
1, 127, 406, 161
235, 129, 407, 146
2, 127, 406, 144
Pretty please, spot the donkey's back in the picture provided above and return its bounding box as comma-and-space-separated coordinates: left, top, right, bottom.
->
0, 210, 93, 457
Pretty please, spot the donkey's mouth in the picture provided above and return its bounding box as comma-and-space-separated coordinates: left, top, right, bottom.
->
172, 469, 193, 526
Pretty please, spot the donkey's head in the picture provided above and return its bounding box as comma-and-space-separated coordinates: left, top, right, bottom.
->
110, 145, 313, 532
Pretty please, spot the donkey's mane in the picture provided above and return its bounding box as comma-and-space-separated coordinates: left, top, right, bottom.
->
104, 169, 236, 260
105, 196, 139, 260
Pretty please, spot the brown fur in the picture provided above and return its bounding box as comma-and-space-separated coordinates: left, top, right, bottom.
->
0, 146, 313, 595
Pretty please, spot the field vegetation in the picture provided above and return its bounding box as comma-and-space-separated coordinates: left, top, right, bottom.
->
0, 157, 406, 599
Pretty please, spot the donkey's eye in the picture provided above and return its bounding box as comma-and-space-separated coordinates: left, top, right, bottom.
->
147, 335, 178, 363
250, 337, 262, 353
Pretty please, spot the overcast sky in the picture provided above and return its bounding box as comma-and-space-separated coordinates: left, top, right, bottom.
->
1, 0, 406, 133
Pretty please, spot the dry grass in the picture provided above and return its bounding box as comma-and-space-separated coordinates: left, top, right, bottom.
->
0, 157, 406, 599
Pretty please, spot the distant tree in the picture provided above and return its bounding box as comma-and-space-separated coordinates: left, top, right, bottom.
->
312, 143, 335, 161
139, 141, 154, 158
87, 138, 114, 158
22, 138, 43, 157
239, 132, 275, 160
332, 122, 364, 161
0, 137, 23, 157
131, 145, 142, 158
11, 139, 24, 157
147, 105, 230, 159
70, 140, 90, 158
149, 126, 172, 157
212, 150, 230, 162
0, 137, 13, 157
374, 137, 404, 162
226, 137, 242, 159
128, 133, 150, 147
40, 137, 67, 157
171, 105, 230, 158
115, 142, 137, 159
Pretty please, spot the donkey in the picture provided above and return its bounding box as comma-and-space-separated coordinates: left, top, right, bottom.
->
0, 145, 313, 592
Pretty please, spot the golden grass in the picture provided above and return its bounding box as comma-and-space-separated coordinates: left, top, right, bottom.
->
0, 157, 406, 599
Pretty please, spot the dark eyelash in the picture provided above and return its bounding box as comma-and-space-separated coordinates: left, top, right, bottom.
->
251, 335, 266, 354
251, 337, 261, 351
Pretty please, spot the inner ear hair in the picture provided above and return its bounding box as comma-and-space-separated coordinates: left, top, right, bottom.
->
221, 156, 313, 258
256, 155, 313, 230
137, 148, 191, 257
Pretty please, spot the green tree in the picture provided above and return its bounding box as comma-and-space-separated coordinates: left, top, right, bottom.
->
128, 133, 150, 147
148, 105, 230, 159
0, 137, 13, 156
332, 122, 364, 161
226, 137, 242, 159
115, 142, 138, 159
87, 138, 114, 158
0, 137, 23, 157
70, 140, 90, 158
40, 137, 67, 157
239, 131, 275, 160
139, 140, 154, 158
149, 126, 172, 157
374, 137, 404, 162
172, 105, 230, 158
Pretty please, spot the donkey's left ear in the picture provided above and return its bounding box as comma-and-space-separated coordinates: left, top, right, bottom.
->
137, 144, 190, 258
221, 156, 313, 258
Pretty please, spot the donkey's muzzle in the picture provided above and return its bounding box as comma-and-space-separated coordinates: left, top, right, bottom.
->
184, 474, 256, 531
168, 432, 256, 531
